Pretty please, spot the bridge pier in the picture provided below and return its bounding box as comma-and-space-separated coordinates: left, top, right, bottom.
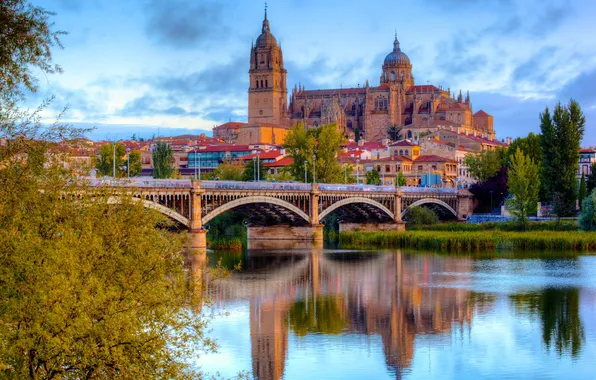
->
339, 222, 406, 233
188, 229, 207, 249
247, 224, 324, 242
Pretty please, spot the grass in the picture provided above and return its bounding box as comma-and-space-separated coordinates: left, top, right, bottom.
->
408, 221, 577, 232
339, 230, 596, 251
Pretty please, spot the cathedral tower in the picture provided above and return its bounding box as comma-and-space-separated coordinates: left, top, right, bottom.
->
248, 9, 288, 126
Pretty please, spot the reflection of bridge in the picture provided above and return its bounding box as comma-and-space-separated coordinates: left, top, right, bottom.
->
88, 179, 473, 247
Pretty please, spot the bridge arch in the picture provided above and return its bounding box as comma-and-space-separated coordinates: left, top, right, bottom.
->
401, 198, 457, 218
107, 196, 190, 227
319, 197, 394, 221
202, 196, 311, 226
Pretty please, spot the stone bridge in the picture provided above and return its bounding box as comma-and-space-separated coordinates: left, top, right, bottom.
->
88, 179, 473, 248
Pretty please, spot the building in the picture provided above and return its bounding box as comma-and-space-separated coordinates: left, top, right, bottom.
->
579, 148, 596, 180
213, 10, 498, 145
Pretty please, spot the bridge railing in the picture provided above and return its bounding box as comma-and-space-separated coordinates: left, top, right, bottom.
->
200, 180, 312, 191
400, 186, 458, 194
318, 184, 395, 192
85, 177, 192, 188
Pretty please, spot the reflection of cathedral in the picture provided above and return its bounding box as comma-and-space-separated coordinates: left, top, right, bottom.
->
215, 9, 496, 144
211, 251, 484, 380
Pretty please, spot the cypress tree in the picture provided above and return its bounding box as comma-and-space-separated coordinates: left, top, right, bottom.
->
539, 107, 557, 202
579, 173, 587, 209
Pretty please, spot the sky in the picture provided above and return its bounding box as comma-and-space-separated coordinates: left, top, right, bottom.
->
30, 0, 596, 143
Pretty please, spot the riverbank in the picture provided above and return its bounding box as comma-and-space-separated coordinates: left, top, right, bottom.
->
339, 230, 596, 251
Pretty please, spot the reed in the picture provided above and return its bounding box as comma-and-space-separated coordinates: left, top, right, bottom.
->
208, 237, 244, 251
408, 221, 577, 232
339, 230, 596, 251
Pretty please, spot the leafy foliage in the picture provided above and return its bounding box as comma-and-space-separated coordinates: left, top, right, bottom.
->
506, 148, 540, 227
284, 122, 345, 183
578, 173, 587, 209
506, 132, 542, 167
0, 0, 66, 100
127, 149, 142, 177
212, 161, 243, 181
288, 296, 347, 336
386, 124, 402, 141
587, 163, 596, 193
365, 168, 381, 185
404, 206, 439, 228
152, 141, 174, 178
242, 158, 268, 181
397, 171, 407, 186
95, 142, 125, 177
464, 148, 506, 183
541, 101, 586, 216
579, 189, 596, 231
469, 167, 508, 213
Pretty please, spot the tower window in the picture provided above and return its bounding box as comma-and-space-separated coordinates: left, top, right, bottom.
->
256, 80, 259, 88
391, 71, 396, 81
265, 80, 268, 88
260, 80, 264, 88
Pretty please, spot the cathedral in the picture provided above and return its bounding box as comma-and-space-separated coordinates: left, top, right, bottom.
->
214, 10, 496, 144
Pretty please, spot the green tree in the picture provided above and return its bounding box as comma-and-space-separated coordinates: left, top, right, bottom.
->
284, 122, 344, 183
354, 127, 361, 142
404, 206, 439, 228
506, 132, 542, 167
386, 124, 403, 141
464, 148, 507, 183
397, 171, 407, 186
288, 296, 347, 336
95, 142, 125, 177
241, 158, 268, 181
127, 149, 142, 176
152, 141, 174, 178
586, 163, 596, 193
579, 189, 596, 231
0, 0, 65, 101
578, 173, 587, 209
506, 148, 540, 227
365, 169, 381, 185
212, 161, 243, 181
540, 107, 557, 201
550, 100, 586, 216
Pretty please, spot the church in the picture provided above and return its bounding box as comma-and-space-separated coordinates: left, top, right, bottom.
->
213, 10, 496, 144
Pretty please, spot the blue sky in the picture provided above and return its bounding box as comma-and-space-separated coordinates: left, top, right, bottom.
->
31, 0, 596, 143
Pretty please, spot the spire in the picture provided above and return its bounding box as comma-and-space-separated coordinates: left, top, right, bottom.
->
262, 3, 270, 33
393, 32, 400, 52
458, 89, 463, 103
465, 90, 470, 104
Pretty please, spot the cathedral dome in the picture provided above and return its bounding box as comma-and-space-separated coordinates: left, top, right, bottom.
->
384, 36, 410, 65
256, 31, 277, 48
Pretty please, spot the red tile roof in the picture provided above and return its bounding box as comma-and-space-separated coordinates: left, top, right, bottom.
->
580, 149, 595, 153
473, 110, 491, 117
214, 122, 248, 129
264, 157, 294, 167
198, 144, 252, 152
296, 87, 366, 97
390, 140, 416, 147
342, 141, 387, 150
408, 85, 442, 93
414, 154, 456, 163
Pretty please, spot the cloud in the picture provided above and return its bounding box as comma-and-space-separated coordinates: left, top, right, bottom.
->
144, 0, 229, 48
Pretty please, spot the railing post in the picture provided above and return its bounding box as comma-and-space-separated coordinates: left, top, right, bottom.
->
310, 183, 319, 225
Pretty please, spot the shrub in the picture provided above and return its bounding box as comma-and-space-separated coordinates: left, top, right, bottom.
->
404, 206, 439, 228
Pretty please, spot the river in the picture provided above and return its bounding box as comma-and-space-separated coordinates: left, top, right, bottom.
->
194, 249, 596, 379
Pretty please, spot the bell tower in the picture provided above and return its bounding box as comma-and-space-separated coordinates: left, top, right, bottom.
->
248, 7, 288, 126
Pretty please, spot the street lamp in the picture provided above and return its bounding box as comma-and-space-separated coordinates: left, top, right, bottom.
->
198, 153, 202, 180
112, 141, 116, 178
490, 190, 494, 213
312, 154, 316, 184
253, 157, 257, 181
356, 158, 360, 184
343, 163, 347, 184
257, 151, 261, 182
194, 148, 198, 179
304, 161, 307, 183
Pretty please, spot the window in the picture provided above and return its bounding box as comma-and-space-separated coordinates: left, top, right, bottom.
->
260, 80, 264, 88
255, 80, 259, 88
385, 165, 390, 172
391, 71, 396, 80
347, 120, 353, 130
399, 150, 403, 156
265, 79, 268, 88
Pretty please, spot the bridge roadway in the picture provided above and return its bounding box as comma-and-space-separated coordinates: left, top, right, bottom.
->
87, 178, 474, 248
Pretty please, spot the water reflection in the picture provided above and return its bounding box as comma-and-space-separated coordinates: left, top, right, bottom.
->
510, 288, 585, 357
199, 250, 596, 380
